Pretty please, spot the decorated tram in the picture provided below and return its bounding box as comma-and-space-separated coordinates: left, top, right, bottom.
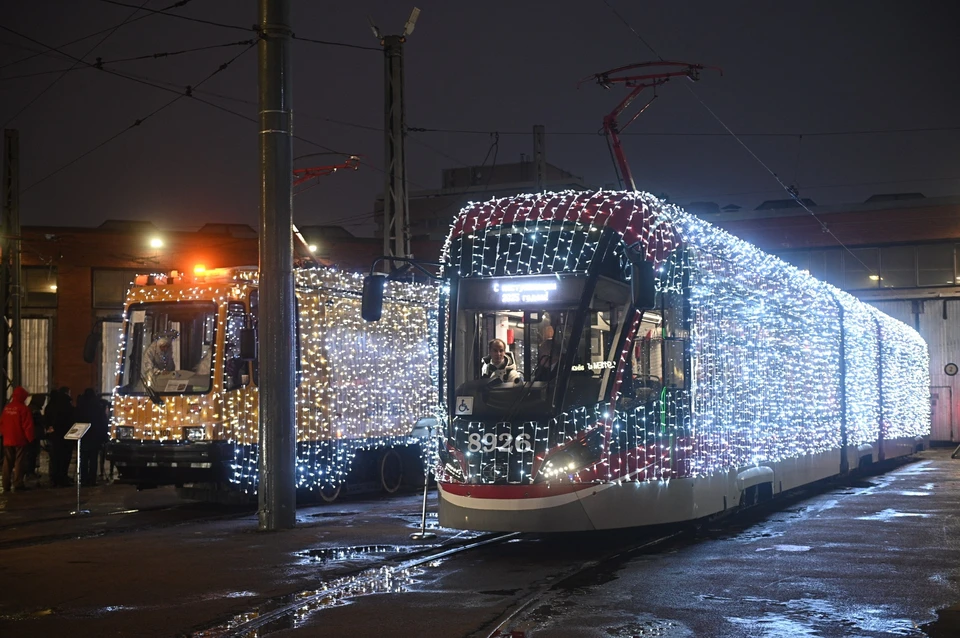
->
416, 190, 930, 532
106, 266, 438, 501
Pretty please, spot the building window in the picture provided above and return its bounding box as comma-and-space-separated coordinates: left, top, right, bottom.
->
879, 246, 916, 288
23, 267, 58, 308
8, 317, 50, 394
781, 252, 808, 272
918, 244, 954, 287
825, 251, 843, 287
93, 269, 139, 308
809, 250, 843, 288
844, 248, 879, 290
100, 319, 124, 395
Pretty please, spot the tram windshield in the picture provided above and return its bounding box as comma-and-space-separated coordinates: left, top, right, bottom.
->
452, 276, 632, 419
117, 301, 218, 395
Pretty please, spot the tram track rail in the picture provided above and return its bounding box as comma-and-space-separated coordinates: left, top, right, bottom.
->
0, 503, 256, 551
185, 457, 924, 638
191, 531, 522, 638
476, 531, 685, 638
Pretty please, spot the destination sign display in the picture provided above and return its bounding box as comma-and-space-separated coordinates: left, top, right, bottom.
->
459, 275, 586, 309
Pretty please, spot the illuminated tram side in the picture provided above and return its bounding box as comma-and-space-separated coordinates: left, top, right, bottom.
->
433, 190, 930, 532
107, 266, 438, 500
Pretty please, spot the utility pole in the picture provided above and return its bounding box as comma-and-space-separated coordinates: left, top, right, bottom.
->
257, 0, 296, 530
1, 129, 21, 406
533, 125, 546, 192
372, 8, 419, 269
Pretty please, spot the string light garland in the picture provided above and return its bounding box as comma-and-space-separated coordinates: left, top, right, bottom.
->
110, 267, 439, 494
438, 190, 930, 488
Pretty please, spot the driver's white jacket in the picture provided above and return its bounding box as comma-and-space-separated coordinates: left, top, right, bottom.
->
481, 352, 522, 384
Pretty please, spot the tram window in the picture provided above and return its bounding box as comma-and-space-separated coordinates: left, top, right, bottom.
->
663, 338, 686, 390
117, 302, 216, 395
619, 315, 663, 407
224, 304, 248, 391
661, 290, 687, 339
247, 290, 300, 387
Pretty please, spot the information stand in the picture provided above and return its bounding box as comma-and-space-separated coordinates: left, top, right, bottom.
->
410, 421, 438, 541
64, 423, 91, 516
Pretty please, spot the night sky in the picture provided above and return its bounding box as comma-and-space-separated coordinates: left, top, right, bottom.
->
2, 1, 958, 237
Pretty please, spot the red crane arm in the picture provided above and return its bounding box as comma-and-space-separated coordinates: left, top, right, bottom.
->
293, 155, 360, 187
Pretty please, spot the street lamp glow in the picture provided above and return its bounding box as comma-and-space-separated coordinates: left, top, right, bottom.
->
308, 244, 317, 253
149, 237, 164, 249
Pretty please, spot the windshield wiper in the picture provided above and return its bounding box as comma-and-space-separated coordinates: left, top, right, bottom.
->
139, 370, 165, 406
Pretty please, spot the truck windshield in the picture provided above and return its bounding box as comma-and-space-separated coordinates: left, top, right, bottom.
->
117, 301, 218, 395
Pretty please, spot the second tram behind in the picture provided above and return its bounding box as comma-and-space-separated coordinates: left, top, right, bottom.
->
107, 266, 438, 501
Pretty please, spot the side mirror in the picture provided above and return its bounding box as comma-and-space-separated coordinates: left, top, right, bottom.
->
239, 327, 257, 361
632, 261, 656, 309
362, 273, 388, 322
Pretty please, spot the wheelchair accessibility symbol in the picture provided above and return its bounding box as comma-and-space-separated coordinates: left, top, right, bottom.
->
456, 396, 474, 415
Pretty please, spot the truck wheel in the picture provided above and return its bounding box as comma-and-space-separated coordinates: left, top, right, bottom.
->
320, 483, 341, 503
380, 449, 403, 494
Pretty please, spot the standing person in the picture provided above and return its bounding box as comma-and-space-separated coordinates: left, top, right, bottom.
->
44, 387, 74, 487
76, 388, 108, 486
98, 395, 112, 482
535, 324, 560, 381
24, 394, 46, 480
1, 387, 36, 493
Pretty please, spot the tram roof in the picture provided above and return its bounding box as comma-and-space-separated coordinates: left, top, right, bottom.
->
446, 190, 683, 266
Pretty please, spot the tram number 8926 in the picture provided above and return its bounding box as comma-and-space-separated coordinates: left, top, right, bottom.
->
466, 432, 533, 454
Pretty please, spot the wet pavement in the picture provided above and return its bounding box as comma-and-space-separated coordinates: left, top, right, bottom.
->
0, 450, 958, 637
490, 453, 960, 638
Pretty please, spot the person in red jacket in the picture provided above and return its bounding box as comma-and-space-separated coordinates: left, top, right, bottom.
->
1, 386, 36, 493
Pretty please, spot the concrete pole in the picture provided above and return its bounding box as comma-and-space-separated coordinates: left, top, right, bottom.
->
257, 0, 296, 530
533, 124, 546, 192
382, 35, 410, 266
1, 130, 21, 403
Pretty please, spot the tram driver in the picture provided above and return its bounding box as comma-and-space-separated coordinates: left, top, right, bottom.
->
481, 338, 522, 384
142, 330, 178, 387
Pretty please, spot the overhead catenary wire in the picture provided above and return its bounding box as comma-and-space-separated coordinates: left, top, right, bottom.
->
0, 39, 258, 80
0, 24, 215, 109
22, 41, 258, 193
5, 19, 945, 203
1, 0, 153, 129
0, 0, 195, 72
97, 0, 381, 51
406, 125, 960, 138
674, 174, 960, 203
599, 0, 884, 277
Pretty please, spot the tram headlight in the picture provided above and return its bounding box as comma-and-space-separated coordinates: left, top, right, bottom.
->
114, 426, 135, 440
534, 427, 604, 483
182, 426, 207, 442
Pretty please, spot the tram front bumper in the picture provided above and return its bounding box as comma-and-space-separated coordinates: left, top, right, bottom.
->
106, 440, 236, 486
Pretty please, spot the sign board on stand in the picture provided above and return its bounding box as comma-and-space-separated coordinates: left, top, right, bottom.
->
65, 423, 92, 516
64, 423, 91, 440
